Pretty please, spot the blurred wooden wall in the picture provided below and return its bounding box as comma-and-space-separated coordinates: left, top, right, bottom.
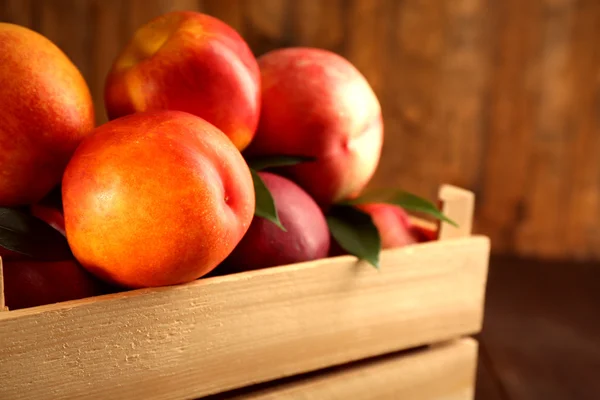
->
1, 0, 599, 261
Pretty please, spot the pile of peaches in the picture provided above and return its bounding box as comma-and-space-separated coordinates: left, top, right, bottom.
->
0, 11, 449, 311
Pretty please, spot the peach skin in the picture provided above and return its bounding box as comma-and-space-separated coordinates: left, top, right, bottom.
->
3, 259, 108, 310
62, 110, 255, 288
220, 172, 330, 272
245, 47, 383, 206
104, 11, 260, 151
0, 23, 95, 207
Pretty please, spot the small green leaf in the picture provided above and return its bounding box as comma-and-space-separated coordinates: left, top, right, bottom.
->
0, 207, 73, 261
343, 189, 458, 227
247, 155, 316, 171
326, 205, 381, 269
250, 169, 286, 231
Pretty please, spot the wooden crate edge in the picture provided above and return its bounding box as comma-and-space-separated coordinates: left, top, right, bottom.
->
0, 235, 490, 320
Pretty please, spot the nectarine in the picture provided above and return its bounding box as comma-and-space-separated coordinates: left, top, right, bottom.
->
0, 248, 23, 262
0, 23, 94, 206
357, 204, 418, 249
105, 11, 260, 151
221, 172, 330, 272
3, 259, 107, 310
245, 47, 383, 206
62, 110, 255, 288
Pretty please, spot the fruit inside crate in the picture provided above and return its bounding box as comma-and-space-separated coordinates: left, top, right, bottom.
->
1, 9, 463, 313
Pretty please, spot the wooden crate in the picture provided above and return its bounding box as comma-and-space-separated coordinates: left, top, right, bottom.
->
0, 185, 490, 400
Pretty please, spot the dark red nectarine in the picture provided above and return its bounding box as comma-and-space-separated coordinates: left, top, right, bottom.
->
3, 259, 107, 310
221, 172, 330, 272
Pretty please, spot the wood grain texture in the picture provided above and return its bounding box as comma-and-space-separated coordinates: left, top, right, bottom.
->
222, 338, 479, 400
557, 0, 600, 260
513, 0, 575, 259
477, 0, 542, 256
2, 0, 599, 259
244, 0, 291, 55
203, 0, 245, 34
0, 236, 489, 400
0, 0, 35, 27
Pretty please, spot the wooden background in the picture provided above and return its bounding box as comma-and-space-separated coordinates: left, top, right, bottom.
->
1, 0, 599, 261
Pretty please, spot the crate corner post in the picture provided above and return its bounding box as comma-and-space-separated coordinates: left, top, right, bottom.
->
438, 184, 476, 240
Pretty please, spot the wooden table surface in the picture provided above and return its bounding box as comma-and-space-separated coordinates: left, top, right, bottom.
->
475, 256, 600, 400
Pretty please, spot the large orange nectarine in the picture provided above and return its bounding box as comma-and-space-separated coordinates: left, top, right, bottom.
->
105, 11, 260, 151
61, 110, 255, 288
0, 23, 95, 206
221, 172, 330, 272
245, 47, 383, 206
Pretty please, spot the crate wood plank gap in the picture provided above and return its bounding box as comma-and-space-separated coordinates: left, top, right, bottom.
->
0, 185, 490, 400
222, 338, 478, 400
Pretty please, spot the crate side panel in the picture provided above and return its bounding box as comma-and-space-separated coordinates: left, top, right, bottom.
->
227, 338, 479, 400
0, 236, 489, 400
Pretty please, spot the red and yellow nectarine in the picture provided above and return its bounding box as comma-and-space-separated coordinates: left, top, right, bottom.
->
62, 110, 255, 288
104, 11, 260, 151
0, 23, 95, 206
245, 47, 383, 206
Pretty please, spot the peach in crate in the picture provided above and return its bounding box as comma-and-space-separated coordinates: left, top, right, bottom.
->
0, 185, 489, 400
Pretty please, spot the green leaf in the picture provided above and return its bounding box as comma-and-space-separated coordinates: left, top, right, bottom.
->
342, 189, 458, 227
246, 155, 316, 171
250, 169, 286, 231
326, 205, 381, 269
0, 207, 73, 261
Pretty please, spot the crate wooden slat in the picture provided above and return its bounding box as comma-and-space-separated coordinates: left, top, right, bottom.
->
224, 338, 479, 400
